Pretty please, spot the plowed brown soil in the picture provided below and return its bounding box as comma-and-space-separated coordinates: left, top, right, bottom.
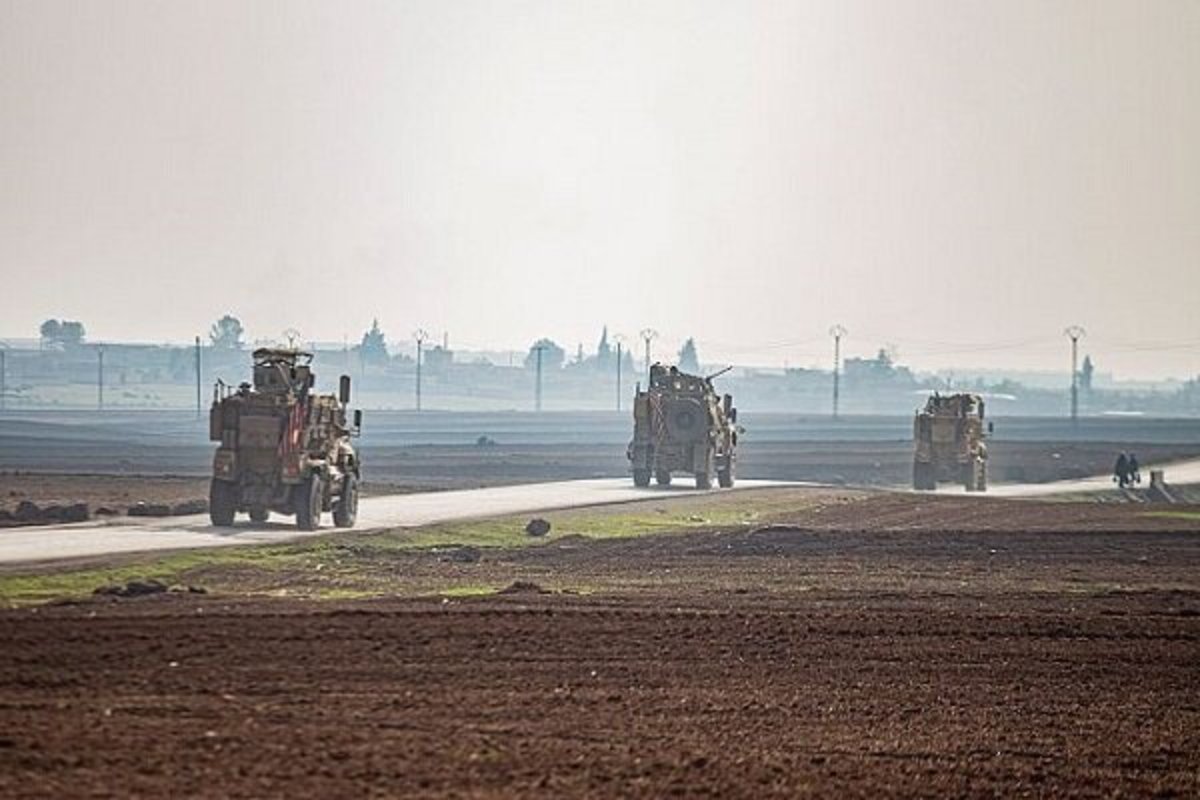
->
1, 496, 1198, 798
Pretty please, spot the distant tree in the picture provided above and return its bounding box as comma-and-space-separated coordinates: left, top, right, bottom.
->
1080, 355, 1095, 393
621, 348, 635, 376
359, 318, 389, 364
39, 319, 85, 346
60, 321, 85, 345
678, 338, 700, 373
209, 314, 245, 350
524, 338, 565, 371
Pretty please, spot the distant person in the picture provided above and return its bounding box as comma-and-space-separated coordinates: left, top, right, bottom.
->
1114, 452, 1130, 488
1128, 453, 1141, 485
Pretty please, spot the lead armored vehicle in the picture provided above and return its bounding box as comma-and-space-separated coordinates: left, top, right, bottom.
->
912, 392, 988, 492
208, 348, 362, 529
628, 363, 738, 489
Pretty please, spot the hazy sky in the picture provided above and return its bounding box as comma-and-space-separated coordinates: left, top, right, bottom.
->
2, 0, 1197, 378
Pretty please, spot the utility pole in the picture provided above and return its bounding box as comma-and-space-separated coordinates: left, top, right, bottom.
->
97, 346, 105, 411
533, 343, 546, 412
413, 328, 429, 412
829, 324, 847, 420
194, 336, 202, 418
639, 328, 658, 375
1065, 325, 1086, 425
614, 335, 626, 413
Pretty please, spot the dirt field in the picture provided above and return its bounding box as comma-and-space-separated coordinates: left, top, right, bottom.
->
1, 491, 1197, 797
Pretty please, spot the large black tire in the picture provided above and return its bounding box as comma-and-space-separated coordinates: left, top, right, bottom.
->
665, 399, 706, 441
248, 507, 269, 524
209, 478, 237, 527
913, 460, 934, 491
969, 460, 987, 493
333, 474, 359, 528
633, 469, 651, 487
717, 454, 735, 489
960, 463, 977, 492
294, 475, 322, 531
655, 470, 672, 486
695, 471, 712, 490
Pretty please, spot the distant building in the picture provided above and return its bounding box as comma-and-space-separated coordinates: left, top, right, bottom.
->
424, 345, 453, 373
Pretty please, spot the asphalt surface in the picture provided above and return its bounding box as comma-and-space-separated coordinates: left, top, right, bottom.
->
938, 457, 1200, 497
0, 478, 793, 565
3, 458, 1198, 566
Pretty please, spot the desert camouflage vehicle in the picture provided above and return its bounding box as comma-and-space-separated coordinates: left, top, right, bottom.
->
208, 348, 362, 529
912, 392, 989, 492
628, 363, 738, 490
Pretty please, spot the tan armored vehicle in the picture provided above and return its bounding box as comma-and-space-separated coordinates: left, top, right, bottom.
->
628, 363, 738, 489
912, 392, 988, 491
208, 348, 362, 529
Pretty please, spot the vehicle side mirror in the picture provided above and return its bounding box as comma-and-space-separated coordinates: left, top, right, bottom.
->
339, 375, 351, 404
354, 409, 363, 430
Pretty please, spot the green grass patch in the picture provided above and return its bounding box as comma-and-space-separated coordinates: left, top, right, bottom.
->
0, 488, 835, 607
1142, 511, 1200, 522
432, 584, 500, 598
0, 543, 312, 606
394, 504, 766, 551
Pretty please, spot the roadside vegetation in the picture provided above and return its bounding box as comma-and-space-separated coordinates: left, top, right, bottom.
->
0, 489, 843, 607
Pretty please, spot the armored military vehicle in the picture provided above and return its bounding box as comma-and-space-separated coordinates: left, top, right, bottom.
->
208, 348, 362, 529
912, 392, 988, 491
628, 363, 738, 489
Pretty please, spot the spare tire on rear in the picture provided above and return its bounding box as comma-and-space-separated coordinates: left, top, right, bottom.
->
665, 398, 707, 441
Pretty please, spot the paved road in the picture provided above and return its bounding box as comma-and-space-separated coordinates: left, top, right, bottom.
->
0, 479, 792, 566
4, 459, 1198, 566
934, 457, 1200, 497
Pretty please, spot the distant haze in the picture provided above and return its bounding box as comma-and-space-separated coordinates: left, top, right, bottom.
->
2, 1, 1197, 379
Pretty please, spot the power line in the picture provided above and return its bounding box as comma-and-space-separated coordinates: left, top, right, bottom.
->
97, 346, 105, 411
613, 333, 627, 413
639, 328, 658, 376
531, 343, 547, 412
1065, 325, 1086, 424
194, 336, 202, 419
412, 328, 429, 411
829, 324, 847, 420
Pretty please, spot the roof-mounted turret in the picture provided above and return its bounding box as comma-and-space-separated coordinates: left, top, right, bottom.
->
251, 348, 314, 395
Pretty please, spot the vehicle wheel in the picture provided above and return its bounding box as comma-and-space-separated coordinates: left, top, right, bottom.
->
961, 463, 977, 492
294, 475, 322, 531
633, 469, 651, 487
695, 471, 712, 490
209, 478, 237, 527
912, 461, 932, 491
655, 470, 672, 486
717, 456, 735, 488
333, 474, 359, 528
248, 507, 269, 524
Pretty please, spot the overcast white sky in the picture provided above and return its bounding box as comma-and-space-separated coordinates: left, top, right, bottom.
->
1, 0, 1197, 378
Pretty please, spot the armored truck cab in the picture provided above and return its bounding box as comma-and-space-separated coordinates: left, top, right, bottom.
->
628, 363, 738, 490
208, 348, 362, 529
912, 392, 988, 492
